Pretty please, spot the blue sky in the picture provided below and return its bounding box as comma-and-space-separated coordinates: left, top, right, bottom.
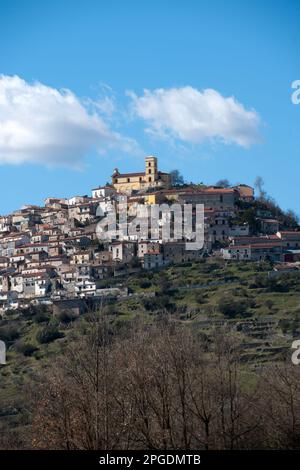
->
0, 0, 300, 214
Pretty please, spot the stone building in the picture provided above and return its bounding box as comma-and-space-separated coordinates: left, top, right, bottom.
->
111, 156, 171, 194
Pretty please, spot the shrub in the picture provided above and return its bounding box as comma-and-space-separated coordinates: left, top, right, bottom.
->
33, 311, 51, 323
143, 295, 175, 312
279, 319, 291, 334
22, 304, 49, 320
139, 280, 152, 289
58, 310, 78, 324
0, 325, 20, 342
15, 342, 38, 357
218, 296, 253, 318
3, 309, 16, 317
249, 274, 268, 289
21, 306, 36, 319
36, 326, 64, 344
250, 274, 291, 292
158, 274, 171, 295
265, 299, 274, 311
194, 292, 207, 304
200, 263, 218, 274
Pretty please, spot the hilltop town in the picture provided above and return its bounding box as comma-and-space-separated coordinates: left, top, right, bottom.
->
0, 155, 299, 314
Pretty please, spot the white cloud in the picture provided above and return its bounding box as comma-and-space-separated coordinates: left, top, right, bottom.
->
92, 96, 116, 117
0, 75, 137, 167
128, 86, 261, 148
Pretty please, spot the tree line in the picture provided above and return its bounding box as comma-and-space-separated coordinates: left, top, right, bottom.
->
13, 313, 299, 450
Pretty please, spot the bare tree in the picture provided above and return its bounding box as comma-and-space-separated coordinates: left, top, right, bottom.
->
254, 176, 267, 200
258, 362, 300, 449
29, 318, 300, 450
31, 309, 134, 449
212, 329, 263, 449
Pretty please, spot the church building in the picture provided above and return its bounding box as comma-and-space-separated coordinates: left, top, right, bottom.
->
111, 156, 171, 194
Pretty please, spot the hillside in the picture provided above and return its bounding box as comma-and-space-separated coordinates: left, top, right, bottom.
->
1, 257, 300, 448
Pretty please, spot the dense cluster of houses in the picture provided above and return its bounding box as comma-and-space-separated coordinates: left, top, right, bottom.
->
0, 156, 299, 312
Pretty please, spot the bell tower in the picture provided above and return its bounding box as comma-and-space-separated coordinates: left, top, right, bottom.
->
145, 156, 157, 183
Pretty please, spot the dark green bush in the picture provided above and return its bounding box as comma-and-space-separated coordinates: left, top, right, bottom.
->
194, 292, 207, 304
22, 304, 49, 319
57, 310, 78, 324
36, 325, 64, 344
15, 342, 38, 357
139, 280, 152, 289
143, 295, 175, 312
218, 296, 253, 318
33, 311, 51, 323
0, 325, 20, 342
